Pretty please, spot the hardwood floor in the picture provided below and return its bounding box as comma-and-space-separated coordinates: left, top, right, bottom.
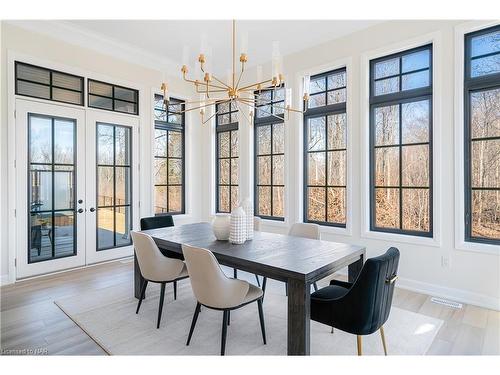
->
1, 259, 499, 355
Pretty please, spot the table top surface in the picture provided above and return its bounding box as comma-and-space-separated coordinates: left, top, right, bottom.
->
142, 222, 365, 282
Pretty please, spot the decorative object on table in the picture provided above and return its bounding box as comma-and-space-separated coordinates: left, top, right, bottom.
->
211, 214, 231, 241
240, 197, 254, 240
229, 206, 247, 244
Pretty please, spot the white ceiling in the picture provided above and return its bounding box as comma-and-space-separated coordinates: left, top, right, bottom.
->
65, 20, 381, 74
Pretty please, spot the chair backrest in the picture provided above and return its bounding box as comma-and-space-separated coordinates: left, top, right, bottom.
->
131, 231, 184, 281
347, 247, 400, 334
288, 222, 320, 240
254, 216, 262, 231
140, 215, 174, 230
182, 244, 249, 309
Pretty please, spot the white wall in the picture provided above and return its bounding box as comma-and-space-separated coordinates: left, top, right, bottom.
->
197, 20, 500, 310
0, 22, 202, 283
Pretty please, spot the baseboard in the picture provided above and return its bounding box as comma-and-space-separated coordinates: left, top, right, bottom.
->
1, 274, 12, 286
397, 276, 500, 311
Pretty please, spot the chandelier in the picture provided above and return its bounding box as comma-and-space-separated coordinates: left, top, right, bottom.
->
160, 20, 310, 124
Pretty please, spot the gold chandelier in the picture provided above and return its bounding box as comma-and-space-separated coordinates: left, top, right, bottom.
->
160, 20, 310, 124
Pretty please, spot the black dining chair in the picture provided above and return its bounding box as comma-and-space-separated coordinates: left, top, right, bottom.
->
310, 247, 400, 355
138, 215, 183, 300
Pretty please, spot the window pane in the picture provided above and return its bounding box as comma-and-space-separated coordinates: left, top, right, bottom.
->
30, 116, 52, 164
114, 100, 136, 114
168, 159, 182, 184
375, 147, 400, 186
258, 186, 271, 216
327, 113, 347, 149
402, 49, 430, 72
218, 102, 230, 113
375, 77, 399, 95
402, 100, 430, 144
218, 186, 230, 213
155, 108, 167, 122
375, 105, 399, 146
168, 114, 182, 125
308, 187, 326, 222
375, 188, 400, 228
327, 187, 346, 224
97, 167, 114, 206
257, 156, 271, 185
402, 145, 429, 187
89, 81, 112, 97
327, 88, 346, 104
97, 124, 114, 165
230, 186, 239, 211
470, 88, 500, 138
471, 30, 500, 57
97, 207, 114, 249
308, 117, 326, 151
115, 126, 130, 166
327, 151, 346, 186
17, 63, 50, 84
89, 95, 113, 110
471, 54, 500, 77
115, 206, 131, 247
471, 139, 500, 188
114, 87, 136, 102
54, 170, 74, 210
471, 190, 500, 239
154, 186, 168, 214
219, 159, 230, 184
53, 211, 75, 258
308, 152, 326, 185
218, 114, 230, 125
257, 125, 271, 155
308, 93, 326, 108
231, 131, 239, 157
18, 81, 50, 99
273, 123, 285, 154
375, 58, 399, 79
257, 105, 271, 118
29, 213, 52, 262
168, 131, 183, 157
52, 72, 81, 90
154, 159, 168, 184
218, 132, 230, 158
168, 186, 182, 212
402, 189, 430, 232
115, 167, 131, 205
231, 158, 238, 185
327, 71, 346, 89
310, 76, 326, 94
155, 129, 167, 157
402, 70, 430, 90
272, 187, 284, 217
273, 154, 285, 185
30, 166, 52, 211
52, 87, 81, 105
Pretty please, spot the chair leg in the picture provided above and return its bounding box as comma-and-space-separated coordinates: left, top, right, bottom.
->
380, 326, 388, 355
233, 268, 238, 278
136, 279, 148, 314
313, 282, 318, 292
257, 298, 267, 345
357, 335, 362, 356
255, 274, 261, 287
227, 310, 230, 326
186, 302, 201, 346
221, 310, 229, 356
285, 282, 288, 296
262, 277, 267, 302
157, 282, 166, 329
173, 280, 177, 300
331, 327, 334, 334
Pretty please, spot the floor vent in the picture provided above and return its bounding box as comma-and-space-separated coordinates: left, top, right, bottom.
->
430, 297, 463, 309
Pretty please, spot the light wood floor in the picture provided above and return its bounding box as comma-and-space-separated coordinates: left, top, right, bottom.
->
1, 260, 499, 355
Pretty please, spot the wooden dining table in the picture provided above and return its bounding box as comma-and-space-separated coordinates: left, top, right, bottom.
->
136, 222, 365, 355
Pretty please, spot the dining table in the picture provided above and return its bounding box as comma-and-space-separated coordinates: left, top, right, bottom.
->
136, 222, 366, 355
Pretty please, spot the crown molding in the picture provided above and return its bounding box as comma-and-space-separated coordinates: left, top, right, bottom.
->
5, 20, 180, 78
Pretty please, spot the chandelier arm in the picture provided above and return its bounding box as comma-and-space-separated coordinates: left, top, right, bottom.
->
182, 72, 229, 90
238, 98, 292, 121
210, 74, 233, 89
234, 100, 253, 125
235, 62, 245, 90
201, 102, 228, 125
238, 79, 274, 92
178, 100, 220, 114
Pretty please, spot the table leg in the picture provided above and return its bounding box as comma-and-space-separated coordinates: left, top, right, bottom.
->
287, 278, 311, 355
134, 252, 145, 299
348, 253, 364, 283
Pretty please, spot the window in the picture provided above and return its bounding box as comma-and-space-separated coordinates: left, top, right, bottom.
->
15, 61, 84, 106
216, 101, 239, 213
369, 44, 433, 237
304, 68, 347, 226
464, 25, 500, 245
153, 94, 185, 215
254, 86, 285, 220
88, 79, 138, 115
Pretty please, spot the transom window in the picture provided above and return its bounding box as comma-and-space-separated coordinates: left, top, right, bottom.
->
255, 86, 285, 220
15, 62, 84, 106
88, 79, 139, 115
153, 94, 185, 215
369, 44, 433, 237
464, 25, 500, 244
304, 68, 347, 226
216, 101, 239, 213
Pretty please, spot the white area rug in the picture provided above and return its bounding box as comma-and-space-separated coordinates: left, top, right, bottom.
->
54, 273, 443, 355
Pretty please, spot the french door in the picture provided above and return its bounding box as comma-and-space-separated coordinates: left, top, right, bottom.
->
15, 99, 139, 278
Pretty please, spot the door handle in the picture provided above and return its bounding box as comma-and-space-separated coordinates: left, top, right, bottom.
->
89, 207, 96, 212
77, 208, 84, 213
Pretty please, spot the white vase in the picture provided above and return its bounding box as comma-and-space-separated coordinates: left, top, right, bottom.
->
229, 206, 247, 245
212, 214, 230, 241
240, 197, 254, 240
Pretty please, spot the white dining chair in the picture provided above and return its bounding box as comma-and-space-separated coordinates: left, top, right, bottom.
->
131, 231, 189, 328
182, 244, 266, 355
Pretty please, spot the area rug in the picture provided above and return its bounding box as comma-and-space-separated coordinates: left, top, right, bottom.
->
54, 273, 443, 355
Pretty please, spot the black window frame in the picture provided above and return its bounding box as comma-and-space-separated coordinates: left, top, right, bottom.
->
464, 25, 500, 245
303, 68, 348, 227
15, 61, 85, 106
215, 101, 239, 213
254, 86, 286, 221
153, 94, 186, 216
88, 79, 139, 115
369, 44, 434, 237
